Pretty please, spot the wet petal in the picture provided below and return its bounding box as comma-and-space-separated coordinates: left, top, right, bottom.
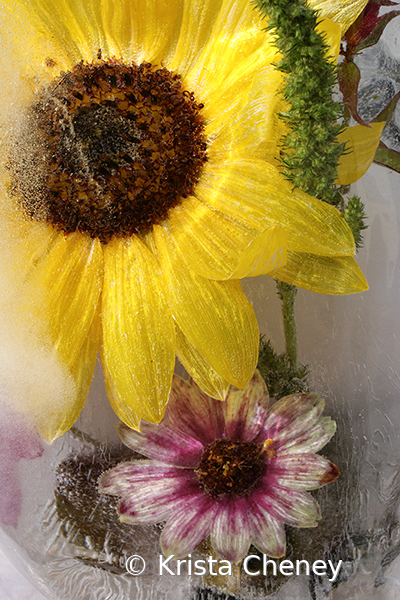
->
1, 0, 72, 91
223, 370, 270, 441
337, 122, 384, 185
248, 500, 286, 558
26, 232, 102, 369
308, 0, 369, 34
272, 250, 368, 294
100, 461, 200, 525
166, 0, 223, 76
206, 65, 285, 163
164, 375, 226, 445
100, 0, 182, 63
161, 495, 217, 558
316, 17, 341, 64
101, 236, 175, 427
12, 230, 102, 442
154, 223, 258, 388
253, 486, 321, 528
117, 421, 204, 468
175, 324, 230, 401
210, 497, 252, 562
269, 454, 340, 491
260, 393, 337, 455
169, 196, 286, 280
13, 0, 103, 63
100, 461, 189, 494
43, 312, 100, 442
181, 0, 277, 139
197, 159, 356, 257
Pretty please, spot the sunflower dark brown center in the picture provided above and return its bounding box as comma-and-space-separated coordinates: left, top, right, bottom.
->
195, 439, 267, 498
10, 59, 208, 243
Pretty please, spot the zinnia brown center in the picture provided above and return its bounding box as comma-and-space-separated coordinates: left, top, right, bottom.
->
10, 59, 208, 243
195, 439, 267, 498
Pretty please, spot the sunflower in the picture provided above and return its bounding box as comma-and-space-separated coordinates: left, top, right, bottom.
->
0, 0, 371, 442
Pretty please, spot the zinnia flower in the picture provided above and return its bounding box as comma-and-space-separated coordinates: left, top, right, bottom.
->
99, 371, 339, 562
0, 0, 370, 442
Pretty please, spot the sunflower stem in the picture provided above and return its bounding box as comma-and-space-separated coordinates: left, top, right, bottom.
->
276, 280, 298, 368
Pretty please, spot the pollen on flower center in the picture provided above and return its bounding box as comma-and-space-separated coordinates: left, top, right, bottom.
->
10, 59, 208, 243
195, 438, 267, 498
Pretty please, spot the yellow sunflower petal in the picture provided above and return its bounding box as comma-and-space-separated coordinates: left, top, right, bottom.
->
175, 324, 230, 401
101, 353, 141, 431
13, 0, 100, 64
177, 0, 278, 139
101, 235, 175, 427
307, 0, 369, 33
0, 225, 102, 442
40, 312, 100, 443
197, 159, 355, 256
316, 17, 342, 64
272, 250, 368, 294
153, 224, 259, 388
166, 0, 223, 77
337, 122, 384, 185
169, 196, 286, 280
22, 231, 103, 370
206, 65, 286, 163
1, 0, 72, 89
100, 0, 182, 63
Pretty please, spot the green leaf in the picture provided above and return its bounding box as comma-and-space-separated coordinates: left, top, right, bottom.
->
374, 141, 400, 174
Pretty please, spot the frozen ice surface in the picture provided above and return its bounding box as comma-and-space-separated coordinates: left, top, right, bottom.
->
356, 11, 400, 152
0, 543, 48, 600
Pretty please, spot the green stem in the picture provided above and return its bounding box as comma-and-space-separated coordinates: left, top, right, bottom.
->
276, 280, 298, 367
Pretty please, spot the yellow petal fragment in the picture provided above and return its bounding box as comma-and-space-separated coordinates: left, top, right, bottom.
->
101, 235, 175, 427
197, 159, 355, 256
307, 0, 369, 33
316, 18, 341, 64
175, 324, 230, 401
22, 231, 103, 369
153, 224, 259, 388
272, 251, 368, 294
40, 313, 100, 443
169, 196, 286, 280
337, 122, 385, 185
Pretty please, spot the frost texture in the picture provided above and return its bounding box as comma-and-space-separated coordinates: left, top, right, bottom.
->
356, 11, 400, 152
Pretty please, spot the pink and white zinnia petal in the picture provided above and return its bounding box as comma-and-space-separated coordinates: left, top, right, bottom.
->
163, 376, 225, 445
269, 454, 340, 491
249, 499, 286, 558
222, 370, 270, 442
117, 421, 204, 467
259, 393, 336, 454
101, 462, 202, 525
210, 497, 253, 562
253, 486, 321, 528
161, 495, 217, 558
